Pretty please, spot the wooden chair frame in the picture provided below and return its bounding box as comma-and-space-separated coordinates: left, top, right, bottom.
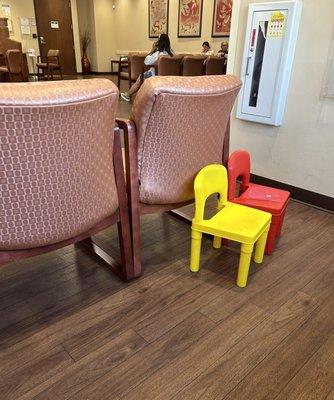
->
0, 126, 136, 282
117, 118, 231, 277
37, 54, 63, 80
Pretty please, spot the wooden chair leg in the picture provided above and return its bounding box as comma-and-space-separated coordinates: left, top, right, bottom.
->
118, 119, 142, 278
59, 67, 63, 80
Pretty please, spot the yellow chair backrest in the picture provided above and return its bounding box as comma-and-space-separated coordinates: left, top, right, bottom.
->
193, 164, 228, 223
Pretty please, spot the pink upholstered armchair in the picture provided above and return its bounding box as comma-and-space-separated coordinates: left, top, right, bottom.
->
0, 79, 135, 280
117, 75, 242, 276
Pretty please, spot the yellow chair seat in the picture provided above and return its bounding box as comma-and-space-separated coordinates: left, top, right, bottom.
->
192, 202, 271, 244
190, 164, 272, 287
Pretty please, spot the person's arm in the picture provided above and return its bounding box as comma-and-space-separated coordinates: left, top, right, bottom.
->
144, 51, 160, 66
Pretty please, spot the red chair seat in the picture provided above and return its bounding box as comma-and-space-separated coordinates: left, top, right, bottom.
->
234, 183, 290, 214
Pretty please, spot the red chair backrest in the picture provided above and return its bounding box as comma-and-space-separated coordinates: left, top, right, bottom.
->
227, 150, 251, 200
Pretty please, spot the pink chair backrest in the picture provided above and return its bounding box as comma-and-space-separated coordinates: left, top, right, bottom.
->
227, 150, 251, 200
182, 56, 207, 76
128, 54, 147, 80
157, 55, 183, 76
131, 75, 242, 205
0, 79, 119, 250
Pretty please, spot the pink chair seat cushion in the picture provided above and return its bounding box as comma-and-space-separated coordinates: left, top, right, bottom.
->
0, 79, 119, 250
234, 183, 290, 214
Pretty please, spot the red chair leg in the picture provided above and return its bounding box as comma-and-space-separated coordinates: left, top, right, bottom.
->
265, 221, 279, 255
276, 208, 287, 237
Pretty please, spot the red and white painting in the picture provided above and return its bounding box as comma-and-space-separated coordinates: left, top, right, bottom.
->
149, 0, 169, 38
178, 0, 203, 37
212, 0, 233, 37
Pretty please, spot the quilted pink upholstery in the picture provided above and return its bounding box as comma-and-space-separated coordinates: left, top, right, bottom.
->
0, 79, 119, 250
131, 75, 242, 204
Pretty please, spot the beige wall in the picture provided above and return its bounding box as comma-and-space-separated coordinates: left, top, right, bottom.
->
229, 0, 334, 197
76, 0, 230, 71
113, 0, 226, 56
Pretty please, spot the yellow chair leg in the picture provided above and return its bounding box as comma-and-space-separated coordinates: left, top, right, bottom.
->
237, 243, 254, 288
190, 230, 203, 272
213, 236, 222, 249
254, 228, 269, 263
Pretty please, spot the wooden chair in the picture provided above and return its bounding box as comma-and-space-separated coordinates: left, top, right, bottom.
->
0, 79, 135, 281
205, 56, 226, 75
182, 56, 207, 76
36, 49, 63, 80
157, 55, 183, 76
117, 75, 242, 277
0, 49, 24, 81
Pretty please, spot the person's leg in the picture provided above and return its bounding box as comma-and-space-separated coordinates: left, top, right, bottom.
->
121, 75, 142, 101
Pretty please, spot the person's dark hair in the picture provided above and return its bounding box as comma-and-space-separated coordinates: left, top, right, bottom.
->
157, 33, 173, 57
202, 41, 210, 48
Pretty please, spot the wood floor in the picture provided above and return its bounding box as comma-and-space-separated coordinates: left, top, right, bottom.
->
1, 199, 333, 400
2, 75, 334, 399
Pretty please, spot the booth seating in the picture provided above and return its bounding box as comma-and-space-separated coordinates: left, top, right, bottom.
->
117, 75, 242, 277
36, 49, 63, 80
0, 49, 24, 81
0, 79, 134, 280
227, 150, 290, 255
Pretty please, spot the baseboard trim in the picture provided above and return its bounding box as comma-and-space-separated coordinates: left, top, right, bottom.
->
251, 174, 333, 212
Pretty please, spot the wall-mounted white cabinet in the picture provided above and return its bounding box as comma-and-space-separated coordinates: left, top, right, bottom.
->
237, 1, 302, 126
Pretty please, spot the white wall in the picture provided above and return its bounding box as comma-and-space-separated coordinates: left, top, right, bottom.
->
230, 0, 334, 197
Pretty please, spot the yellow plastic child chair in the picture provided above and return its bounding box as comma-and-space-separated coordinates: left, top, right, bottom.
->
190, 164, 272, 287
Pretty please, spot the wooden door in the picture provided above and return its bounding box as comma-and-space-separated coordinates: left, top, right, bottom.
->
34, 0, 76, 75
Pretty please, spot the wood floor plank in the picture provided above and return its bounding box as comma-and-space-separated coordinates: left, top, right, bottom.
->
169, 291, 319, 400
0, 332, 58, 376
223, 295, 334, 400
120, 303, 266, 400
0, 197, 333, 400
17, 329, 146, 400
0, 346, 73, 400
70, 312, 216, 400
274, 333, 334, 400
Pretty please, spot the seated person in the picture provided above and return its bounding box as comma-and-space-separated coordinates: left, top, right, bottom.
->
217, 41, 229, 59
202, 41, 214, 56
217, 41, 229, 73
121, 34, 173, 102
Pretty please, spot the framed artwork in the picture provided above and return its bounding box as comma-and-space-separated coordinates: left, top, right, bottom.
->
212, 0, 233, 37
178, 0, 203, 38
148, 0, 169, 38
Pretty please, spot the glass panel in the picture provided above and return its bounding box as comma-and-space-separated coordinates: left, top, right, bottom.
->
249, 21, 268, 107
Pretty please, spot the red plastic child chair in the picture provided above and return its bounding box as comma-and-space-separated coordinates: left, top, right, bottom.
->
227, 150, 290, 254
